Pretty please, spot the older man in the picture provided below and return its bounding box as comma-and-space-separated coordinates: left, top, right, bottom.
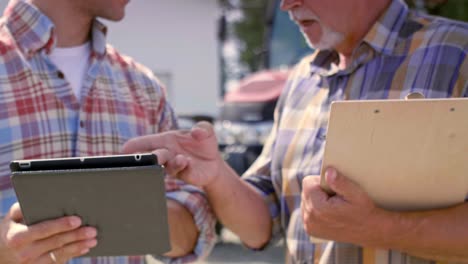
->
123, 0, 468, 263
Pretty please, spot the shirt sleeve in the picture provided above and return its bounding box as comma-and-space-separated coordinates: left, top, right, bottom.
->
145, 75, 216, 262
241, 60, 313, 248
241, 118, 282, 241
156, 177, 216, 263
240, 72, 301, 244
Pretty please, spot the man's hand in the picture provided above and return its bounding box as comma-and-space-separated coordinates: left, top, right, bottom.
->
122, 121, 223, 188
301, 168, 389, 247
0, 203, 98, 264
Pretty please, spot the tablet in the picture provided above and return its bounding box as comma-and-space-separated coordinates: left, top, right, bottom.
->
10, 153, 170, 257
320, 98, 468, 211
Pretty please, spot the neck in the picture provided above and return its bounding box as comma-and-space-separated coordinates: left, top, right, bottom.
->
335, 0, 392, 70
29, 0, 93, 47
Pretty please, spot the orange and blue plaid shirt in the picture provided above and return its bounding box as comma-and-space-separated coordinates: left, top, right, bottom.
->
0, 1, 215, 263
243, 0, 468, 263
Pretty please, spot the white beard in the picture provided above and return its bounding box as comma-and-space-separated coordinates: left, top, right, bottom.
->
290, 8, 345, 50
303, 23, 345, 50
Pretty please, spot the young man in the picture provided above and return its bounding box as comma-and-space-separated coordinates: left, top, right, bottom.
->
0, 0, 215, 263
123, 0, 468, 263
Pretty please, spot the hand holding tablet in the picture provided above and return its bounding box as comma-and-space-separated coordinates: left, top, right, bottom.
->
10, 153, 170, 257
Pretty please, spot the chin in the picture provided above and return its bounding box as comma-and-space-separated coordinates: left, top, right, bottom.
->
101, 10, 126, 21
303, 37, 322, 50
299, 31, 321, 49
113, 14, 126, 21
306, 33, 345, 51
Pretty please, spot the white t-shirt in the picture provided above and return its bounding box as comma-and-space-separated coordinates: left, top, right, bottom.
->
49, 42, 91, 98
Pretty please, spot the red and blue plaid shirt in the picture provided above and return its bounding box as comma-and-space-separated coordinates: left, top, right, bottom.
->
0, 1, 215, 263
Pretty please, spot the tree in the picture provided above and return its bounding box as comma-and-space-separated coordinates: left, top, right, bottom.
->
232, 0, 269, 72
222, 0, 468, 78
405, 0, 468, 21
218, 0, 269, 74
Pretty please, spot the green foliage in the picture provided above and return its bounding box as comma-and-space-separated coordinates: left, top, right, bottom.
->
231, 0, 269, 72
427, 2, 468, 22
227, 0, 468, 74
405, 0, 468, 21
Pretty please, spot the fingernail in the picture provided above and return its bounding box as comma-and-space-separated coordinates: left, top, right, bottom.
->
69, 217, 81, 227
86, 239, 98, 247
325, 168, 337, 182
85, 228, 97, 238
80, 248, 90, 254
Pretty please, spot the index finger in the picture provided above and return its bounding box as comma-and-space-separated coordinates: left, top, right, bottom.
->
10, 216, 82, 247
301, 176, 328, 212
122, 134, 167, 154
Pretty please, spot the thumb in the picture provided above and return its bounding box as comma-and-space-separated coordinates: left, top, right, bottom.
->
8, 202, 24, 222
325, 168, 366, 203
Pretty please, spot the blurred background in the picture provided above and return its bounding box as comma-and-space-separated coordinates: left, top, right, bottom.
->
2, 0, 466, 120
1, 0, 468, 263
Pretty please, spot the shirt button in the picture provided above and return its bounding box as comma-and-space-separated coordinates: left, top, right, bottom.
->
57, 71, 65, 79
80, 120, 84, 128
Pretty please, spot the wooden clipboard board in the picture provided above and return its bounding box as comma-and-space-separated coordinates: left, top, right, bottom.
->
320, 98, 468, 211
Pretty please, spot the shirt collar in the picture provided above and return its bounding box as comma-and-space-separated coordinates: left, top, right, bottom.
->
362, 0, 409, 56
4, 0, 107, 57
309, 0, 409, 76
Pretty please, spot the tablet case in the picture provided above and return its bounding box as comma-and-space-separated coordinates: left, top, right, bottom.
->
11, 157, 170, 257
320, 98, 468, 211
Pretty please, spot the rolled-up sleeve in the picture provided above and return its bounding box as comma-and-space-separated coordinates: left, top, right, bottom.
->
144, 73, 216, 262
241, 67, 300, 247
242, 131, 282, 242
157, 178, 216, 263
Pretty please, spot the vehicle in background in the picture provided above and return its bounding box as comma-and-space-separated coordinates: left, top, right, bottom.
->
215, 69, 289, 175
215, 0, 313, 175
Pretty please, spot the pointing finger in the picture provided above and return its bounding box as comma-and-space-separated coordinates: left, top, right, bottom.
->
122, 134, 169, 154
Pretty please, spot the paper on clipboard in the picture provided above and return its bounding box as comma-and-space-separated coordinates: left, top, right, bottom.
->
320, 98, 468, 211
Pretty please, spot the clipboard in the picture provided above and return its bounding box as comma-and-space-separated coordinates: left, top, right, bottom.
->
320, 98, 468, 211
10, 153, 171, 257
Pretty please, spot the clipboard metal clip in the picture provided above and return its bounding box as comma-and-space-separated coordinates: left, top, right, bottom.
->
405, 92, 425, 100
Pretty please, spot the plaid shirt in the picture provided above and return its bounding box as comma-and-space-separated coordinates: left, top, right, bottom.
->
0, 1, 215, 263
243, 0, 468, 263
